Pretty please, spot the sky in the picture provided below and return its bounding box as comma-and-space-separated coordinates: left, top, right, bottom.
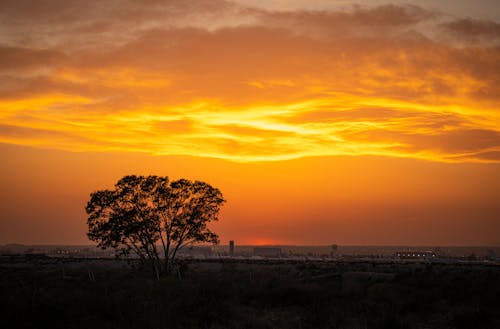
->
1, 0, 499, 245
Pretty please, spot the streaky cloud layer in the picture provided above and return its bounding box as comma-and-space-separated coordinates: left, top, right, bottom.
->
0, 0, 499, 162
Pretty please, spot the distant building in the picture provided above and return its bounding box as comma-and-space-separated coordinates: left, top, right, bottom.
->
178, 246, 213, 258
486, 249, 497, 260
396, 251, 436, 259
229, 240, 234, 256
253, 247, 281, 257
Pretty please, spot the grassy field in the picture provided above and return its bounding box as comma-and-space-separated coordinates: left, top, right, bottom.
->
1, 258, 499, 329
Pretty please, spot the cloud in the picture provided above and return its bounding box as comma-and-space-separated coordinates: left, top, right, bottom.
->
154, 119, 193, 133
0, 1, 499, 162
0, 123, 105, 148
253, 4, 436, 41
456, 150, 500, 161
0, 45, 66, 72
442, 18, 500, 37
350, 127, 500, 160
0, 0, 246, 49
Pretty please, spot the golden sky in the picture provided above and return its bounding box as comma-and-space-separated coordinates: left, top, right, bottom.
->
1, 0, 499, 245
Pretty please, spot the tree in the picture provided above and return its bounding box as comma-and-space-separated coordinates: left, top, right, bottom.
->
85, 175, 225, 275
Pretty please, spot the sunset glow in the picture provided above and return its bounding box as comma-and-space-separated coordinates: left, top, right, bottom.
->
1, 0, 499, 245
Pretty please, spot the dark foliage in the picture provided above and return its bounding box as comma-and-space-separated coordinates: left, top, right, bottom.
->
86, 175, 225, 275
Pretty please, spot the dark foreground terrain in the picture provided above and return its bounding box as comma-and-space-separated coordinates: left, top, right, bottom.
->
1, 258, 499, 329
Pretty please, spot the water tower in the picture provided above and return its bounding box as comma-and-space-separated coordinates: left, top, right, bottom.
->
229, 240, 234, 256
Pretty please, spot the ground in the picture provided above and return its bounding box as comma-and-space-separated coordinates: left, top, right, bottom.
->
1, 257, 499, 329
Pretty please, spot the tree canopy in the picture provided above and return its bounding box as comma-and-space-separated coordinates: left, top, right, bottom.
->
86, 175, 225, 275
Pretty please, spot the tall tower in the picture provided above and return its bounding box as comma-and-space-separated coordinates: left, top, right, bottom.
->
229, 240, 235, 256
331, 244, 338, 258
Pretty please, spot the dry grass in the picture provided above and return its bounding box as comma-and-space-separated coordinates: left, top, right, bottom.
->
0, 258, 498, 329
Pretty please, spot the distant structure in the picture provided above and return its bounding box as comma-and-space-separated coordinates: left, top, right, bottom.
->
253, 247, 281, 258
331, 244, 338, 257
229, 240, 234, 256
178, 246, 212, 258
396, 251, 436, 259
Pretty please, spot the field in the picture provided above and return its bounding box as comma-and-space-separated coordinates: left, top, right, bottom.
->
1, 257, 499, 329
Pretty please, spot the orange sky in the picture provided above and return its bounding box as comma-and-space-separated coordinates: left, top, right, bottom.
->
1, 0, 499, 245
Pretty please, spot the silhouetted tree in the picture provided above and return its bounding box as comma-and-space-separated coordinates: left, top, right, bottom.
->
86, 175, 225, 275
